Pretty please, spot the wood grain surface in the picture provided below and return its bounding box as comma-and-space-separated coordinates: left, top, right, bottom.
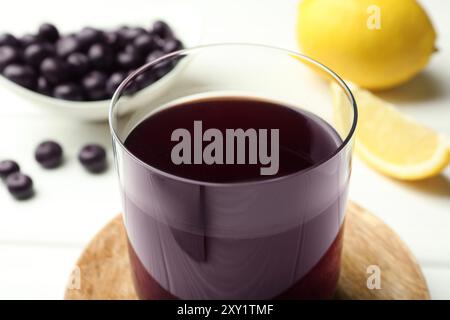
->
64, 202, 429, 300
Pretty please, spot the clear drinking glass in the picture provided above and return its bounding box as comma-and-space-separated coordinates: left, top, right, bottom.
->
109, 44, 357, 300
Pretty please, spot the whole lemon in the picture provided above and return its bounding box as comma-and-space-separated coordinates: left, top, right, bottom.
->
297, 0, 436, 90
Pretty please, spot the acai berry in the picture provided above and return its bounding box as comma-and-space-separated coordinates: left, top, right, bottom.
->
6, 172, 34, 200
0, 160, 20, 179
40, 57, 70, 84
0, 33, 20, 48
0, 46, 22, 71
24, 43, 54, 68
81, 71, 107, 101
3, 64, 37, 90
37, 23, 60, 43
78, 144, 107, 173
35, 140, 63, 168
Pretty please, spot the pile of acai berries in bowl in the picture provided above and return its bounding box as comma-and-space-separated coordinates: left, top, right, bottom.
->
0, 20, 185, 121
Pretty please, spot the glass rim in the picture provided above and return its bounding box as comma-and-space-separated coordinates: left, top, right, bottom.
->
109, 42, 358, 187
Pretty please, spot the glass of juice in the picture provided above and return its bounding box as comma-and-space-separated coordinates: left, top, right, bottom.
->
109, 44, 357, 300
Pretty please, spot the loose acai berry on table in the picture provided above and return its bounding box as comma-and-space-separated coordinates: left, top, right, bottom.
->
0, 21, 183, 101
0, 160, 20, 179
35, 140, 64, 169
78, 144, 107, 173
6, 172, 34, 200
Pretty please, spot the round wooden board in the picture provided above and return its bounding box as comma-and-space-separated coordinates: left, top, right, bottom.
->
64, 202, 429, 300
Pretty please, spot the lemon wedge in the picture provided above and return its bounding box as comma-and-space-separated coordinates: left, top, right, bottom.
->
331, 83, 450, 180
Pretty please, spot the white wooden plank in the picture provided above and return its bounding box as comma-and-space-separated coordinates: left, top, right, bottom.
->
422, 265, 450, 300
0, 244, 82, 300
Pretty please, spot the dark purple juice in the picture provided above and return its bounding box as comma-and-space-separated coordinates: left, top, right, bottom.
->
122, 97, 350, 299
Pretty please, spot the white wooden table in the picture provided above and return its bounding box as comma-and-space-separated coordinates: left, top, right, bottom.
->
0, 0, 448, 299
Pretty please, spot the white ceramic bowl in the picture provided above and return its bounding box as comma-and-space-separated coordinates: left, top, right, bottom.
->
0, 12, 203, 122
